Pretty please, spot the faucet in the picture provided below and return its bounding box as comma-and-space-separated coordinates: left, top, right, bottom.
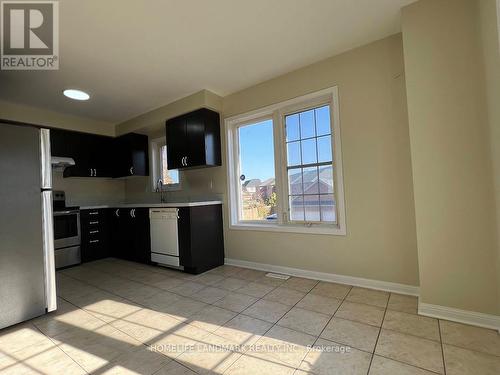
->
156, 179, 166, 203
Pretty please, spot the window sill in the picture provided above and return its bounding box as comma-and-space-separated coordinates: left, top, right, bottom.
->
229, 222, 346, 236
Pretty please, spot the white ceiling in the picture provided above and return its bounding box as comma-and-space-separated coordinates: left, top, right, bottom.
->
0, 0, 415, 124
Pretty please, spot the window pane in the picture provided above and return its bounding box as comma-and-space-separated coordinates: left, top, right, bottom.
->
287, 141, 301, 166
302, 166, 319, 194
288, 168, 303, 195
304, 195, 321, 222
300, 110, 315, 138
320, 195, 336, 222
317, 135, 332, 163
301, 138, 317, 165
283, 103, 337, 225
289, 196, 304, 221
318, 165, 334, 194
315, 106, 331, 136
160, 145, 179, 184
286, 114, 300, 142
238, 119, 276, 221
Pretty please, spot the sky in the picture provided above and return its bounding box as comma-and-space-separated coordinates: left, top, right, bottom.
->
239, 119, 275, 182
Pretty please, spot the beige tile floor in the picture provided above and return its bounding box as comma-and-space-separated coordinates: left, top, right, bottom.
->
0, 258, 499, 374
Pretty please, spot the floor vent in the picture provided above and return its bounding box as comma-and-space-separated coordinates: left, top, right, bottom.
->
265, 272, 290, 280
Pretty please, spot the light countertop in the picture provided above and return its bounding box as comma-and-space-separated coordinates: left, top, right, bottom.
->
79, 201, 223, 210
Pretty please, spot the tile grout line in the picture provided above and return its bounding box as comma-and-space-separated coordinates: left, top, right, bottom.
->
366, 292, 389, 375
58, 273, 239, 375
438, 319, 447, 375
62, 262, 296, 374
303, 284, 353, 373
31, 322, 91, 375
224, 282, 334, 373
63, 261, 482, 375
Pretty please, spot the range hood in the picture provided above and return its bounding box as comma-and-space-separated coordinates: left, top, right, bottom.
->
51, 156, 75, 170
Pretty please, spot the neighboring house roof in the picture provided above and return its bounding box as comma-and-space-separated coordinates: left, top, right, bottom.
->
288, 167, 334, 194
260, 178, 275, 187
242, 179, 262, 189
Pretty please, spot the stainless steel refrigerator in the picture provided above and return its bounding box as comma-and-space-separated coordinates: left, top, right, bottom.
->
0, 123, 57, 329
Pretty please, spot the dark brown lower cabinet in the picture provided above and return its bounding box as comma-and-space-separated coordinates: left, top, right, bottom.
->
110, 208, 151, 264
80, 209, 111, 262
177, 204, 224, 274
82, 204, 224, 274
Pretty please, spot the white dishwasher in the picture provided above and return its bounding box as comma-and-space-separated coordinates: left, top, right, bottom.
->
150, 208, 182, 268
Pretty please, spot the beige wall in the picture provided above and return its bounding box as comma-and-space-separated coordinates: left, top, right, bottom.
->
402, 0, 499, 314
0, 100, 115, 136
117, 90, 225, 205
53, 172, 125, 207
479, 0, 500, 313
222, 34, 419, 286
116, 90, 223, 136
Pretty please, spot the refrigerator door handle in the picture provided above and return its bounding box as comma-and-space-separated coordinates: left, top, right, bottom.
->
40, 129, 52, 189
42, 191, 57, 312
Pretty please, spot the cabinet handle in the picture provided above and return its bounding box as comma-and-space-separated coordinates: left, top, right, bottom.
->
89, 211, 99, 215
185, 156, 188, 166
89, 239, 99, 244
115, 209, 120, 217
89, 230, 99, 234
90, 168, 93, 177
93, 168, 97, 177
89, 220, 99, 225
130, 209, 135, 218
130, 166, 134, 175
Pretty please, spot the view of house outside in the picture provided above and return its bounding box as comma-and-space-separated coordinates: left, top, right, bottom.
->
238, 105, 336, 223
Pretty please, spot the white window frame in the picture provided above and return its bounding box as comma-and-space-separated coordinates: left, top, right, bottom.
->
150, 137, 182, 192
225, 86, 346, 235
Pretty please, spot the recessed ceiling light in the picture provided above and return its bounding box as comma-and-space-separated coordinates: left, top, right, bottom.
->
63, 89, 90, 101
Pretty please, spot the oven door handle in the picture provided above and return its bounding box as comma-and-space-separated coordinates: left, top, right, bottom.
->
54, 210, 79, 216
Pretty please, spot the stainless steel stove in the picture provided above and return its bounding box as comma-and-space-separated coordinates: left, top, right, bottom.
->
53, 191, 81, 269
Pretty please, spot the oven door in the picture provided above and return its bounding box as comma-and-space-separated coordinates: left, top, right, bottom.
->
53, 211, 80, 249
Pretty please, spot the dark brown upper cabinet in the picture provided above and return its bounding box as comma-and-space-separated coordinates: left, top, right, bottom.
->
50, 129, 148, 178
165, 108, 221, 170
112, 133, 149, 178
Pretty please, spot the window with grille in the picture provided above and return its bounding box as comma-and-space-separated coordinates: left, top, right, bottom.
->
285, 105, 336, 223
226, 87, 345, 235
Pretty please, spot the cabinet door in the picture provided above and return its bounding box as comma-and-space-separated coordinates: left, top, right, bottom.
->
91, 136, 113, 177
111, 208, 132, 259
112, 134, 149, 177
130, 208, 151, 264
112, 137, 133, 177
185, 110, 206, 167
130, 135, 149, 176
166, 116, 187, 170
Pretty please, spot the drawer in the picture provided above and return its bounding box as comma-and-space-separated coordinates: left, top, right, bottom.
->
81, 209, 103, 219
82, 217, 103, 227
83, 226, 103, 237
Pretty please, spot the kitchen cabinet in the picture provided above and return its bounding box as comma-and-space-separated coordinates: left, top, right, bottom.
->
111, 207, 151, 263
80, 209, 111, 262
113, 133, 149, 178
50, 129, 147, 178
176, 204, 224, 274
165, 108, 221, 170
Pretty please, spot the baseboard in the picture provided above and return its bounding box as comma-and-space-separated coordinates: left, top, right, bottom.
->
419, 302, 500, 332
224, 258, 419, 296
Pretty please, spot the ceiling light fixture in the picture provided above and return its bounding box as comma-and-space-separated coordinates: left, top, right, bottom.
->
63, 89, 90, 101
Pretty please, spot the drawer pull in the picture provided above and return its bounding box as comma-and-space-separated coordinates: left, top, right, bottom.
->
89, 211, 99, 215
89, 230, 99, 234
89, 221, 99, 225
89, 239, 100, 244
